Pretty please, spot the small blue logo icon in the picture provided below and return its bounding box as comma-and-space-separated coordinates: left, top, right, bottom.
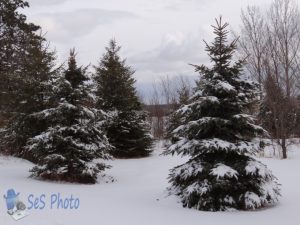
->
3, 188, 28, 220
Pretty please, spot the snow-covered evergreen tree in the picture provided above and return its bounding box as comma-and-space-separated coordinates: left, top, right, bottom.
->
26, 50, 112, 184
94, 39, 152, 158
0, 0, 59, 160
0, 0, 41, 119
165, 18, 280, 211
107, 110, 152, 158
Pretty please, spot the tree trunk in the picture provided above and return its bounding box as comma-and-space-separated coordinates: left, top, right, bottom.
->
281, 137, 287, 159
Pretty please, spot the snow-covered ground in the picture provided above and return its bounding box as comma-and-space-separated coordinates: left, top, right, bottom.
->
1, 141, 299, 225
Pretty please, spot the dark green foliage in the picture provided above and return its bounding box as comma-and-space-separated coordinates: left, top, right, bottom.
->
27, 50, 112, 184
0, 0, 60, 160
3, 43, 58, 159
94, 39, 153, 158
107, 111, 152, 158
94, 39, 140, 112
165, 17, 280, 211
0, 0, 42, 118
178, 85, 190, 105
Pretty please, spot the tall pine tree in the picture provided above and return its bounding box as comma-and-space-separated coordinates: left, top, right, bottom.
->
94, 40, 152, 158
165, 18, 280, 211
0, 0, 43, 122
26, 50, 112, 184
0, 0, 59, 160
2, 40, 59, 160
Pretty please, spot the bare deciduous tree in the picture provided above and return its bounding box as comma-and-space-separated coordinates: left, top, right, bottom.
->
238, 6, 267, 97
238, 0, 300, 158
148, 81, 165, 139
147, 75, 193, 139
268, 0, 300, 97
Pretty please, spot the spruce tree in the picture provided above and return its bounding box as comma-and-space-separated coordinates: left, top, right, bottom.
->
166, 83, 191, 140
26, 50, 112, 184
0, 0, 42, 121
2, 40, 59, 160
0, 0, 58, 160
178, 85, 190, 105
94, 40, 152, 158
165, 18, 280, 211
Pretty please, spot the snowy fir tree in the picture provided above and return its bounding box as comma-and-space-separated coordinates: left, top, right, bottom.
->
165, 18, 280, 211
94, 39, 152, 158
0, 0, 60, 160
166, 85, 190, 140
3, 42, 59, 161
106, 110, 152, 158
26, 50, 112, 184
0, 0, 41, 119
178, 85, 190, 106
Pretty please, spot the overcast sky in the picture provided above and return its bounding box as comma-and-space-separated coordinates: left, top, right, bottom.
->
24, 0, 278, 99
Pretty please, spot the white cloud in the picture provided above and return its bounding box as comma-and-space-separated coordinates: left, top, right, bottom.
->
129, 28, 211, 76
28, 0, 68, 6
34, 8, 136, 43
23, 0, 276, 98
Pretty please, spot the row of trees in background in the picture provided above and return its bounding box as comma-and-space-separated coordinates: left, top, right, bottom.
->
148, 76, 192, 139
0, 0, 152, 183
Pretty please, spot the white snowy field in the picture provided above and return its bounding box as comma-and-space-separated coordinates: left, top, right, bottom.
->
1, 141, 300, 225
